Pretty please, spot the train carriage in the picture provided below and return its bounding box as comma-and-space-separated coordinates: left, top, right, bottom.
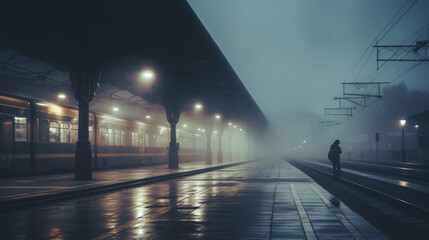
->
0, 93, 204, 177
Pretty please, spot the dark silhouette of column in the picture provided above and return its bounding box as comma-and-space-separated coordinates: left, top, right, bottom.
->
70, 67, 100, 180
217, 128, 224, 163
227, 131, 233, 162
165, 101, 181, 169
205, 127, 213, 164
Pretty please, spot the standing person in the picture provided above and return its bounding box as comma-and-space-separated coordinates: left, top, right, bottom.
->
329, 140, 342, 179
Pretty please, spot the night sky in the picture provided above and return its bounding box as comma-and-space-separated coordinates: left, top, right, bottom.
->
188, 0, 429, 151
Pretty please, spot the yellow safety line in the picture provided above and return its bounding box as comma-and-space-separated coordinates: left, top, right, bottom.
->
290, 184, 317, 240
310, 185, 366, 240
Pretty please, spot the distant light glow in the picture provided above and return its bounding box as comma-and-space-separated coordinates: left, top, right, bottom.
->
183, 124, 188, 128
239, 129, 242, 131
113, 107, 119, 111
58, 93, 66, 100
214, 130, 218, 134
215, 115, 221, 119
202, 129, 205, 132
228, 123, 232, 125
146, 115, 151, 119
415, 125, 419, 128
400, 119, 406, 126
303, 140, 307, 143
233, 125, 237, 128
195, 103, 203, 110
198, 128, 201, 131
140, 69, 155, 83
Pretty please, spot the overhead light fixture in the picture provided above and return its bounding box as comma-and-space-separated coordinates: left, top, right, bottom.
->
58, 93, 66, 100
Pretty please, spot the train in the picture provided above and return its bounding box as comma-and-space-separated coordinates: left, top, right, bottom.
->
0, 93, 207, 177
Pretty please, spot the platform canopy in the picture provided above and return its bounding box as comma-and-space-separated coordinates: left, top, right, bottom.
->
0, 0, 267, 132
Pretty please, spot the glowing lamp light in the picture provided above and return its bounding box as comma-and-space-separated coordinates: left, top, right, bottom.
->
228, 122, 232, 126
400, 119, 406, 127
183, 124, 188, 128
194, 103, 203, 110
303, 140, 307, 143
239, 129, 242, 131
146, 115, 151, 119
58, 93, 66, 100
112, 107, 119, 111
415, 125, 419, 129
214, 130, 218, 134
198, 128, 201, 131
140, 70, 155, 83
233, 125, 237, 128
215, 115, 221, 119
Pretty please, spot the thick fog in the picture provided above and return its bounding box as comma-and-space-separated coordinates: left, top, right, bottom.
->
189, 0, 429, 161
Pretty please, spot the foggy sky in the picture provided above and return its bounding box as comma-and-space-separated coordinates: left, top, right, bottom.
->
188, 0, 429, 151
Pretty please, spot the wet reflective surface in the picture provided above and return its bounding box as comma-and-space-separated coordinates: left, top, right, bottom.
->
0, 161, 386, 240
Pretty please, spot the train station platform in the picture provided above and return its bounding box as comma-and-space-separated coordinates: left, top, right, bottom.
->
0, 160, 389, 239
0, 161, 249, 210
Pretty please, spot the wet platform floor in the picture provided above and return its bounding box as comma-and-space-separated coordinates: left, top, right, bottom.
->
0, 160, 387, 240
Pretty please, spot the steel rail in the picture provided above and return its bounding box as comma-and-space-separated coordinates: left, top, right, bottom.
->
289, 159, 429, 218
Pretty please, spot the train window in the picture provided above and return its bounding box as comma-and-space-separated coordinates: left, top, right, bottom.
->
120, 131, 125, 146
100, 128, 108, 145
49, 121, 60, 142
89, 126, 94, 143
60, 123, 70, 143
108, 129, 114, 145
70, 124, 78, 143
115, 129, 120, 146
14, 117, 28, 142
39, 119, 50, 142
132, 132, 139, 147
145, 134, 149, 147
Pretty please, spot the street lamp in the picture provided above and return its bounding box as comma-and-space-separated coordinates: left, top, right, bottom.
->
194, 103, 203, 111
140, 69, 155, 83
400, 119, 406, 162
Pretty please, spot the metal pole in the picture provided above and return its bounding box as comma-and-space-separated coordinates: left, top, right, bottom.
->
376, 141, 379, 163
402, 126, 405, 162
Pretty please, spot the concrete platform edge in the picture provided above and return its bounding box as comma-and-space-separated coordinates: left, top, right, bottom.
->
0, 161, 252, 212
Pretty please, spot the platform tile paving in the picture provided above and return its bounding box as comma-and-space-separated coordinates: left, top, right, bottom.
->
0, 161, 389, 239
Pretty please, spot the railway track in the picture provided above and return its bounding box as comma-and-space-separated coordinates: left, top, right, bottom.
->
289, 158, 429, 240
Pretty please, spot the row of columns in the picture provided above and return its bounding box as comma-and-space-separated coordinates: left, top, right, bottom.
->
69, 67, 240, 180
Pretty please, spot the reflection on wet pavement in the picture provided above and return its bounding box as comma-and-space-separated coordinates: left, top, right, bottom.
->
0, 161, 387, 240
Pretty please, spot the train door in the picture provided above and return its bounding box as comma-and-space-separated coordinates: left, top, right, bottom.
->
0, 116, 14, 171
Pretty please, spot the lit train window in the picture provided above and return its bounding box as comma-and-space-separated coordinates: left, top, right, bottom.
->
60, 123, 70, 143
121, 131, 125, 146
115, 129, 120, 146
49, 121, 60, 142
14, 117, 27, 142
100, 128, 108, 145
89, 126, 94, 143
70, 124, 78, 143
132, 132, 139, 147
108, 129, 114, 145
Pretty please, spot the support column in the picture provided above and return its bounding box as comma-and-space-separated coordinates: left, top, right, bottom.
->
205, 128, 213, 165
165, 101, 181, 169
228, 132, 233, 162
217, 125, 226, 163
70, 67, 100, 180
